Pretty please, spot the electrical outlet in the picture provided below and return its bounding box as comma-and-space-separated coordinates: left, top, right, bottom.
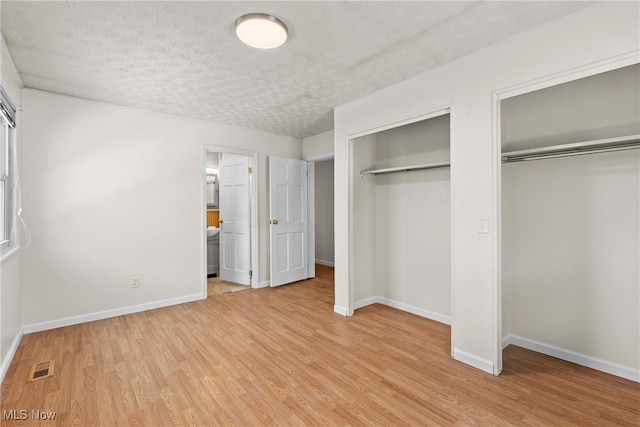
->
132, 276, 140, 288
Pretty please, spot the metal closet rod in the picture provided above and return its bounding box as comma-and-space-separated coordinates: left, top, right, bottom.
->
502, 144, 639, 163
501, 134, 640, 163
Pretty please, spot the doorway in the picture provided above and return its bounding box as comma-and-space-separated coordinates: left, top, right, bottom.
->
203, 146, 259, 297
304, 154, 335, 272
312, 158, 334, 268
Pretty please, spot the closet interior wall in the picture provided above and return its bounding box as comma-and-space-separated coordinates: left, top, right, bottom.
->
501, 64, 640, 378
353, 115, 451, 323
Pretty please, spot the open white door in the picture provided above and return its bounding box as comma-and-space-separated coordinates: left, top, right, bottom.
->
269, 156, 308, 287
219, 154, 251, 285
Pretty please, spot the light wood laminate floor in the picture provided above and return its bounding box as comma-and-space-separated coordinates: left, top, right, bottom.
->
207, 278, 250, 296
2, 264, 639, 426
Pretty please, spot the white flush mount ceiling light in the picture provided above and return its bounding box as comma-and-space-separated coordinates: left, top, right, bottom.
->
235, 13, 288, 49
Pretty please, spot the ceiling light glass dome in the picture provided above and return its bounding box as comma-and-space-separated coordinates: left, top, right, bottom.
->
235, 13, 288, 49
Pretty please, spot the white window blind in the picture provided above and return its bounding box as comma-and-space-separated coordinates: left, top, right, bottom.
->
1, 87, 16, 252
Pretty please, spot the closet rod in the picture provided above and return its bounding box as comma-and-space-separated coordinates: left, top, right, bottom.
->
502, 144, 639, 163
502, 134, 640, 163
361, 161, 450, 175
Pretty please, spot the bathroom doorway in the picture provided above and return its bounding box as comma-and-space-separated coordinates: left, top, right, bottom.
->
203, 146, 259, 297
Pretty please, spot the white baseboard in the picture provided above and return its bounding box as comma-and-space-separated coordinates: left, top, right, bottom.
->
0, 327, 24, 383
502, 335, 512, 349
256, 280, 270, 289
353, 296, 379, 310
504, 335, 639, 383
315, 259, 334, 267
453, 348, 494, 374
333, 305, 348, 316
353, 296, 451, 325
23, 293, 204, 334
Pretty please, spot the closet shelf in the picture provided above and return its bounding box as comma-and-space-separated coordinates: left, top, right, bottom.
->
361, 161, 450, 175
502, 134, 640, 163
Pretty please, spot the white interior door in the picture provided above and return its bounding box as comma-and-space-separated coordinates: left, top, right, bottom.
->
219, 154, 251, 285
270, 156, 308, 287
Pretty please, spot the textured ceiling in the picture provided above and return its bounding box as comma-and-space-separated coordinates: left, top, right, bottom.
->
1, 1, 594, 138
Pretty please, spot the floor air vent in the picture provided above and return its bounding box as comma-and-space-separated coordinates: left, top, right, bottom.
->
28, 360, 55, 382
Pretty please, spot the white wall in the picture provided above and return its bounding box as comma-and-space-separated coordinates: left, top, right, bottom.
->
374, 116, 451, 321
502, 64, 639, 151
303, 130, 334, 160
314, 159, 334, 266
503, 151, 639, 372
375, 115, 450, 168
206, 152, 219, 170
0, 36, 24, 380
334, 1, 640, 374
21, 89, 300, 328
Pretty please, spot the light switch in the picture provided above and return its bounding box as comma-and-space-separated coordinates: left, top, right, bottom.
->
478, 217, 490, 234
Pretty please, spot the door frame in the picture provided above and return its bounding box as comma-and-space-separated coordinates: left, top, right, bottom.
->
202, 145, 259, 296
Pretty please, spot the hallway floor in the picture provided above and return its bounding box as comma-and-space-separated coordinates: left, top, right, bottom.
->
207, 277, 249, 296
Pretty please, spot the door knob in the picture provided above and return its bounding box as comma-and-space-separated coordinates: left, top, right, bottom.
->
271, 219, 279, 225
219, 219, 224, 225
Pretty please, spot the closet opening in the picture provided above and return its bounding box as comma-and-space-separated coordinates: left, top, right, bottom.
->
350, 110, 452, 354
500, 63, 640, 382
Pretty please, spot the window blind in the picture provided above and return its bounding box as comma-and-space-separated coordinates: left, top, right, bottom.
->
0, 88, 16, 128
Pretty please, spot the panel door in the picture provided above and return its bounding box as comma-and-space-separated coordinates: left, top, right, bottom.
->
219, 154, 251, 285
269, 156, 308, 287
